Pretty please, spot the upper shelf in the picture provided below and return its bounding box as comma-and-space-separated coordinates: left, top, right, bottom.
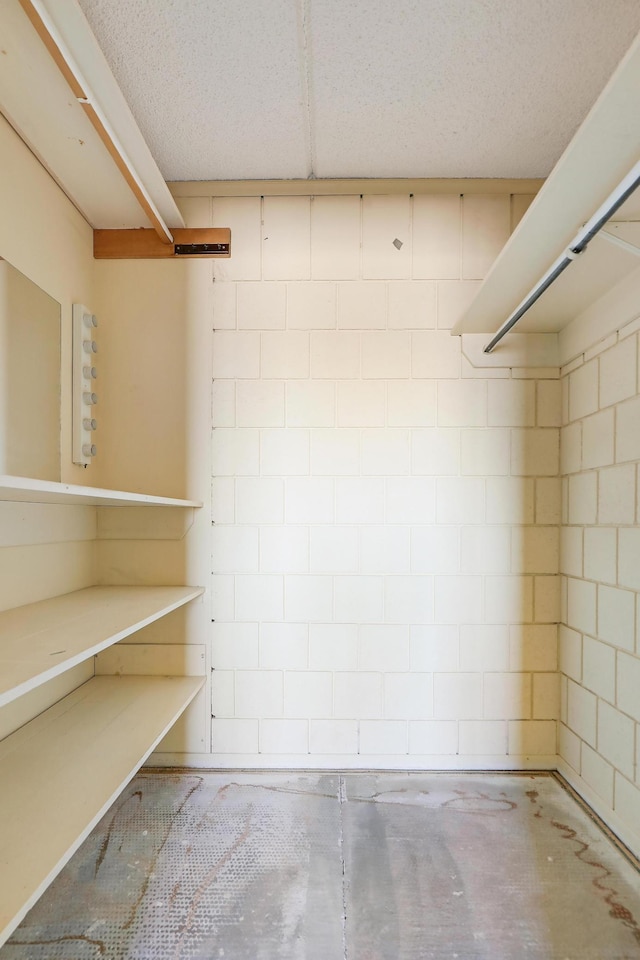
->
454, 31, 640, 339
0, 475, 202, 507
0, 0, 183, 230
0, 584, 205, 707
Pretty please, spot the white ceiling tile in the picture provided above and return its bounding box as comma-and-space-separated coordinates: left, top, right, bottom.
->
308, 0, 640, 178
72, 0, 640, 181
79, 0, 311, 180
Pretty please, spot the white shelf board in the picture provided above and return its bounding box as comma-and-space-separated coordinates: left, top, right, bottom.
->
0, 475, 201, 507
493, 225, 640, 333
0, 0, 184, 230
454, 31, 640, 337
0, 585, 205, 707
0, 674, 205, 947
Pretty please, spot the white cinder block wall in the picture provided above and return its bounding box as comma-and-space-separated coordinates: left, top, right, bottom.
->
559, 320, 640, 851
208, 191, 561, 769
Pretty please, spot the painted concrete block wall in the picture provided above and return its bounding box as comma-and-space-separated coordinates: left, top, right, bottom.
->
209, 192, 560, 769
0, 116, 96, 598
558, 317, 640, 854
0, 115, 97, 739
0, 115, 95, 487
0, 115, 96, 606
0, 114, 97, 618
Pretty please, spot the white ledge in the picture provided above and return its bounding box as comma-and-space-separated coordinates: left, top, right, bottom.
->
454, 32, 640, 337
461, 333, 559, 369
0, 584, 205, 707
0, 475, 202, 507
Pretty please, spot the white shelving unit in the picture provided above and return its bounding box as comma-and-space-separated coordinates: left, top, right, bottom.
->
453, 32, 640, 344
0, 477, 205, 948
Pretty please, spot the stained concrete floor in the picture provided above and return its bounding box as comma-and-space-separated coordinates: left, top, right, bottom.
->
3, 772, 640, 959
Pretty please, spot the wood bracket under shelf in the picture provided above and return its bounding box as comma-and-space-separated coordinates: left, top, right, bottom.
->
94, 227, 231, 259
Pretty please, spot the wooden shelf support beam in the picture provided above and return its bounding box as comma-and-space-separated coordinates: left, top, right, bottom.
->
94, 227, 231, 259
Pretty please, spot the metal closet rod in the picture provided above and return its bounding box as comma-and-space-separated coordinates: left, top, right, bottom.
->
484, 158, 640, 353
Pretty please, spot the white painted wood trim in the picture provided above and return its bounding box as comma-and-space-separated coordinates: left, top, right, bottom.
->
0, 475, 202, 507
0, 585, 204, 707
0, 674, 204, 947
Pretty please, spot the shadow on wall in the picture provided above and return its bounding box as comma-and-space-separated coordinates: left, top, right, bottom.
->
506, 396, 560, 758
89, 256, 213, 756
0, 260, 61, 481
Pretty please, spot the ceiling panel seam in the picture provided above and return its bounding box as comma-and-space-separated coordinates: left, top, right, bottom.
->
296, 0, 316, 179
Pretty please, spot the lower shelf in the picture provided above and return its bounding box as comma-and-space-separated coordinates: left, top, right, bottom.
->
0, 673, 205, 947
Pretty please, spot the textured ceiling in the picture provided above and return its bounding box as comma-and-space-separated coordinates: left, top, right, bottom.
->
77, 0, 640, 182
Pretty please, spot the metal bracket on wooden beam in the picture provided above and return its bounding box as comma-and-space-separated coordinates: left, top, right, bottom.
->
93, 228, 231, 259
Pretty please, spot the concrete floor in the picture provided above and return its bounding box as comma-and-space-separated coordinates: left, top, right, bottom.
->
3, 772, 640, 959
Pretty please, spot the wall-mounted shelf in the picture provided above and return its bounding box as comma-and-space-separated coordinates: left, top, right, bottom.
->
453, 32, 640, 343
0, 485, 206, 947
0, 475, 202, 507
0, 584, 204, 707
0, 674, 205, 947
0, 0, 184, 232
